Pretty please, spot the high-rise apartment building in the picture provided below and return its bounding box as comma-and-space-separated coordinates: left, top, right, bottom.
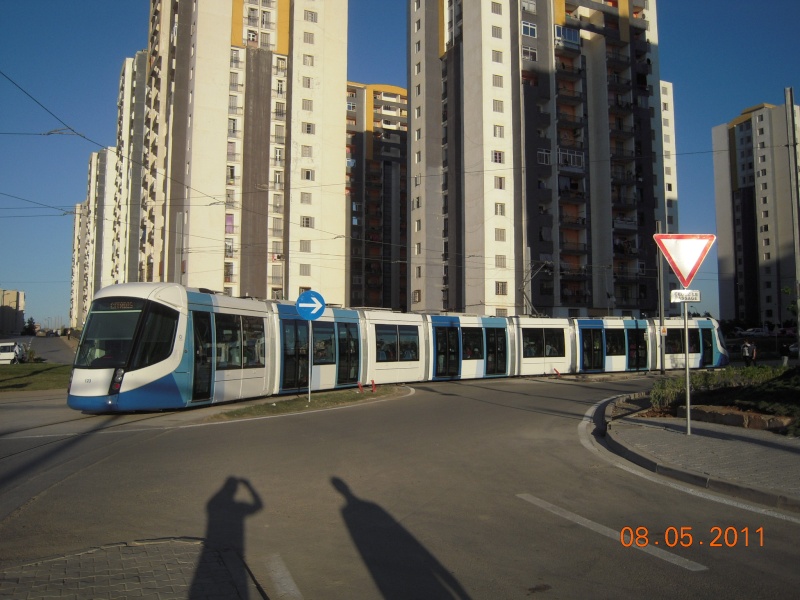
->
345, 83, 409, 310
409, 0, 666, 317
71, 0, 349, 308
713, 98, 800, 326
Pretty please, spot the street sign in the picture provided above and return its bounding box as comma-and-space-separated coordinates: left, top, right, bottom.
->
296, 290, 326, 321
653, 234, 716, 288
670, 289, 701, 303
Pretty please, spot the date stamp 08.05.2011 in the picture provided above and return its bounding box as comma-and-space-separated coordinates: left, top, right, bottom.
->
620, 526, 764, 549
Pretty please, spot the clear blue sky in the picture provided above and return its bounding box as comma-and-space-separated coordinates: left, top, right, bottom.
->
1, 1, 797, 326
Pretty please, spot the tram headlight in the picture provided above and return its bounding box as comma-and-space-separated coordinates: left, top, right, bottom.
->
109, 368, 125, 395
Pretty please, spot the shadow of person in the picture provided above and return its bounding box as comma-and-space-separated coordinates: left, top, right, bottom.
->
190, 477, 263, 599
331, 477, 472, 600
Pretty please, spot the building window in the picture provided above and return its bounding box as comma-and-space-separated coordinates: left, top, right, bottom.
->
300, 240, 311, 252
415, 266, 422, 278
495, 202, 505, 215
412, 290, 421, 303
496, 281, 508, 295
495, 228, 506, 242
492, 50, 503, 63
415, 151, 422, 163
495, 177, 505, 190
492, 25, 502, 38
303, 32, 314, 44
302, 98, 313, 111
415, 62, 421, 74
415, 243, 421, 255
299, 264, 311, 276
522, 21, 537, 37
491, 2, 502, 15
304, 10, 317, 22
415, 40, 421, 53
302, 76, 312, 88
522, 0, 537, 12
302, 122, 315, 134
522, 46, 537, 62
496, 255, 507, 268
301, 145, 312, 157
415, 19, 421, 32
537, 149, 551, 165
301, 216, 314, 228
493, 99, 504, 112
764, 253, 771, 260
301, 192, 312, 204
491, 150, 504, 164
415, 219, 421, 232
303, 54, 314, 66
493, 74, 503, 87
301, 169, 315, 181
494, 125, 504, 138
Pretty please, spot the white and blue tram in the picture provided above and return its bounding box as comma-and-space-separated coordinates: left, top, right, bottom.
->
67, 283, 729, 412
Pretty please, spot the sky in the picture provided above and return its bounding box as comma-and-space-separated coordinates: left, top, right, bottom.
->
1, 1, 798, 327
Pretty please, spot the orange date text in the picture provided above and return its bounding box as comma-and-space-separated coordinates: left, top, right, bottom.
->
619, 526, 764, 548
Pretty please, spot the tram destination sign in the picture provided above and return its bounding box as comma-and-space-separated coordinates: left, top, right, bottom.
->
670, 289, 701, 303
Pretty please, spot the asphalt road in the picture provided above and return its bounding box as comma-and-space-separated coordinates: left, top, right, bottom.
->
1, 377, 799, 598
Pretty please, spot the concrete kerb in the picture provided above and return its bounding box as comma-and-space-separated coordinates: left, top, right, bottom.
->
602, 395, 800, 514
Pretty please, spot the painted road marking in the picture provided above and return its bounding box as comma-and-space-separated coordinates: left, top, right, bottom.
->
265, 553, 304, 599
517, 493, 708, 572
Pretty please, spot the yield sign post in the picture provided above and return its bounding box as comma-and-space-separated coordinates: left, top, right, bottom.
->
653, 234, 716, 436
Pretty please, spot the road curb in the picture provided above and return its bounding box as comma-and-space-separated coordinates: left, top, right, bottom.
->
603, 396, 800, 514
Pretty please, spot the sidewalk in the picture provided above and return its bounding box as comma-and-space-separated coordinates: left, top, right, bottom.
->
605, 400, 800, 513
0, 538, 262, 600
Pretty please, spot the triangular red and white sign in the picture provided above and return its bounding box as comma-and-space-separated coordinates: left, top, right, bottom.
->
653, 234, 716, 288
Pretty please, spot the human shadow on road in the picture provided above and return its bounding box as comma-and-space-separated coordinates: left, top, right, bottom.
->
189, 477, 263, 600
332, 477, 472, 600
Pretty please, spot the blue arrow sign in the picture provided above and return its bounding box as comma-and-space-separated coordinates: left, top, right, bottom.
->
296, 290, 326, 321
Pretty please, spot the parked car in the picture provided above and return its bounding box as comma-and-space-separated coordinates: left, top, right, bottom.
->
0, 341, 26, 364
743, 327, 769, 337
790, 342, 799, 354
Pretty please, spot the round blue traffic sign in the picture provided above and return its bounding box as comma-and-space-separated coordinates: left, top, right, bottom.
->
296, 290, 326, 321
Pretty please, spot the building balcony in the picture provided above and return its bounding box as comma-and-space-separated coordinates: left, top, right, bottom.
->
557, 113, 584, 130
560, 215, 587, 228
613, 217, 638, 231
560, 241, 588, 253
606, 51, 630, 68
609, 124, 635, 139
608, 99, 633, 115
613, 268, 641, 282
611, 171, 637, 185
559, 188, 587, 203
561, 290, 590, 305
556, 63, 582, 80
557, 87, 583, 105
612, 195, 637, 208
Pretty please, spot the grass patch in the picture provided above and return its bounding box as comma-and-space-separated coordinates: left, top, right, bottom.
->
0, 363, 73, 392
650, 366, 800, 435
207, 384, 404, 421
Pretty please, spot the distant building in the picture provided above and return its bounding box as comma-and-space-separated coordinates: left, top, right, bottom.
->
409, 0, 668, 317
713, 99, 800, 325
0, 289, 25, 335
345, 83, 408, 310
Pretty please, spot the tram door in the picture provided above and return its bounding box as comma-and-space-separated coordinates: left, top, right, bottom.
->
337, 322, 360, 385
627, 327, 648, 371
700, 328, 713, 366
581, 328, 604, 371
434, 327, 460, 377
191, 311, 213, 401
282, 319, 309, 391
485, 328, 507, 375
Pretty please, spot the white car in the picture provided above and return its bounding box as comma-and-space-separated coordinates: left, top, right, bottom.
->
743, 328, 769, 337
0, 341, 25, 364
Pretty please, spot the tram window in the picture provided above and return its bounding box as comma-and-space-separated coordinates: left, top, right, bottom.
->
605, 330, 625, 356
462, 328, 483, 360
242, 316, 265, 368
375, 324, 398, 362
129, 303, 179, 370
215, 313, 242, 369
398, 325, 419, 361
665, 329, 700, 354
522, 328, 544, 357
543, 329, 565, 357
312, 321, 336, 365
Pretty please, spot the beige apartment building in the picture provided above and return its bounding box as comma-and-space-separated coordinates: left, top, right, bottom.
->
408, 0, 669, 317
72, 0, 351, 321
713, 97, 800, 326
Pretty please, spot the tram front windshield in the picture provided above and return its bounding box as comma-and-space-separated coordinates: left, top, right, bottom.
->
74, 297, 145, 369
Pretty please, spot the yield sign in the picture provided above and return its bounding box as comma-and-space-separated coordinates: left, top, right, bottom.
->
653, 234, 716, 288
